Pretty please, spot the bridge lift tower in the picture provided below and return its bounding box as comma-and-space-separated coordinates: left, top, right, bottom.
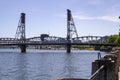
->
67, 9, 78, 53
15, 13, 26, 53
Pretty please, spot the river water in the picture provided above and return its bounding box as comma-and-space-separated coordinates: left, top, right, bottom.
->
0, 49, 106, 80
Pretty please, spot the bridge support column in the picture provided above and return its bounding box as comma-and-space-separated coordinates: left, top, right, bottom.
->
95, 46, 101, 50
66, 44, 71, 53
20, 45, 26, 53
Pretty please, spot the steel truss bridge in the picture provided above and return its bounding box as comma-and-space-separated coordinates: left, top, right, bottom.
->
0, 36, 114, 45
0, 9, 116, 53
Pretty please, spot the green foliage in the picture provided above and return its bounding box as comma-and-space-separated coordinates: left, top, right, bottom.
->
115, 36, 120, 46
105, 35, 118, 43
104, 35, 120, 46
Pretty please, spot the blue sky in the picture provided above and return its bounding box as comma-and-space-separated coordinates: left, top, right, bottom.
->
0, 0, 120, 38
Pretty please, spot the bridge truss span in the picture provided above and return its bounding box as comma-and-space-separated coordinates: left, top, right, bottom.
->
72, 36, 106, 43
0, 35, 113, 45
26, 35, 67, 44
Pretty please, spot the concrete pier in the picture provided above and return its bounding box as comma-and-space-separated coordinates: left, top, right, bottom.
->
66, 43, 71, 53
92, 59, 115, 80
20, 45, 26, 53
92, 47, 120, 80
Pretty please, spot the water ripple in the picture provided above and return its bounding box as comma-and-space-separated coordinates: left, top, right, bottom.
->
0, 49, 106, 80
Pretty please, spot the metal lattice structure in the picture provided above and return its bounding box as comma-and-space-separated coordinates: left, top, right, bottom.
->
0, 10, 116, 52
15, 13, 26, 40
67, 9, 78, 41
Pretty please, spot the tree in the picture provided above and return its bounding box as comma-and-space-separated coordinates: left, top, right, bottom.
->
104, 35, 120, 47
115, 36, 120, 46
104, 35, 118, 44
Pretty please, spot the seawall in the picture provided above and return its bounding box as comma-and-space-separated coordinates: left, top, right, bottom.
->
92, 47, 120, 80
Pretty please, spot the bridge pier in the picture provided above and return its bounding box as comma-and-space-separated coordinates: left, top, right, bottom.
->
95, 46, 101, 50
66, 43, 71, 53
20, 45, 26, 53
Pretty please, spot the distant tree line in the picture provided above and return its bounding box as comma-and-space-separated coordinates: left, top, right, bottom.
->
104, 34, 120, 46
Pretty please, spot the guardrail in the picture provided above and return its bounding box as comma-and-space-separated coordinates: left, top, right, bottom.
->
90, 65, 104, 80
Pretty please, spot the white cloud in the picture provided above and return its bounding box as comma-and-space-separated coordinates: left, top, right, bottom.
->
74, 15, 119, 22
99, 16, 119, 22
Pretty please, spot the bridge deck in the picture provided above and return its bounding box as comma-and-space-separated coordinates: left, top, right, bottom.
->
0, 42, 116, 46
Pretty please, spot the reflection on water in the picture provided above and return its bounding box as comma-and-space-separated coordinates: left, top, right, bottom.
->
0, 49, 106, 80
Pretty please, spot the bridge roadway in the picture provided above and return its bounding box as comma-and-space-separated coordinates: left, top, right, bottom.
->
0, 41, 116, 46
